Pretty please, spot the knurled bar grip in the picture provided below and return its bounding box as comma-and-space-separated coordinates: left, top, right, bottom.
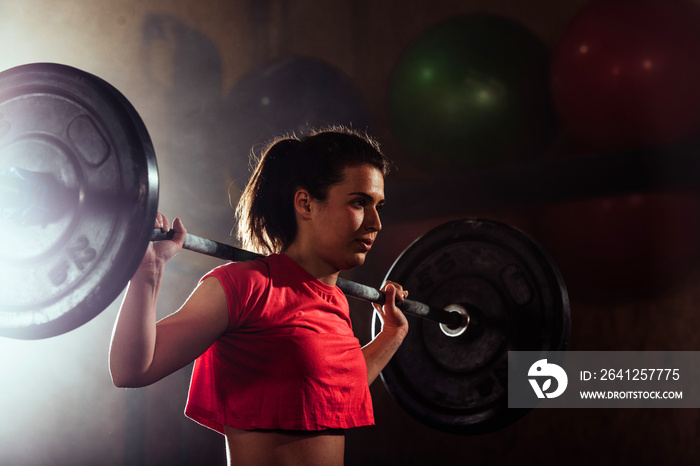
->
334, 277, 464, 328
151, 229, 264, 262
151, 229, 463, 328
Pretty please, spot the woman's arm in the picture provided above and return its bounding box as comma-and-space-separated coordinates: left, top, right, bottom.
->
109, 214, 229, 388
361, 282, 409, 385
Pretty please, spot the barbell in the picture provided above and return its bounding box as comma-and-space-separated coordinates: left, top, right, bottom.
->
0, 63, 570, 435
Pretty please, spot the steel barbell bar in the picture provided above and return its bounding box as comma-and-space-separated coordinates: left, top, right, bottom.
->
149, 228, 469, 332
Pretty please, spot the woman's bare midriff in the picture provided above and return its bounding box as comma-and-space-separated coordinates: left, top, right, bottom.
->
224, 426, 345, 466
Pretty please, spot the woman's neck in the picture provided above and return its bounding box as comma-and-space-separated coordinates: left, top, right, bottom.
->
283, 244, 340, 287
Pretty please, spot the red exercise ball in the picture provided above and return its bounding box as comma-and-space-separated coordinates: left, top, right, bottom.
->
537, 192, 700, 302
551, 0, 700, 147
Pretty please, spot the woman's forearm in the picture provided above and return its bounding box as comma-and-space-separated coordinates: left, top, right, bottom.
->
361, 326, 408, 385
109, 261, 165, 387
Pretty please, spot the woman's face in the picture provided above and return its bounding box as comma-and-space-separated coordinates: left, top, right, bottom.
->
309, 164, 385, 271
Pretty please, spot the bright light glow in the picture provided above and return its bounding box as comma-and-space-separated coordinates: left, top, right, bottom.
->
0, 296, 126, 463
0, 175, 21, 208
0, 2, 250, 464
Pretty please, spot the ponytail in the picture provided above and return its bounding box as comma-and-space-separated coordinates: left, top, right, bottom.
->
235, 138, 301, 254
235, 126, 389, 255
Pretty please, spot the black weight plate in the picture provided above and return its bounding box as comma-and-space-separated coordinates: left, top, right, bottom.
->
372, 218, 570, 434
0, 63, 158, 339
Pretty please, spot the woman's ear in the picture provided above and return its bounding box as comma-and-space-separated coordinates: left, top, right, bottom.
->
293, 189, 313, 219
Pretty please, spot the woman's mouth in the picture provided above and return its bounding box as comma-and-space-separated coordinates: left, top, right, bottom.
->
356, 238, 373, 251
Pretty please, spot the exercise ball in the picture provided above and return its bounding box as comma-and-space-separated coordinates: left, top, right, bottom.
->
225, 57, 370, 148
222, 57, 371, 185
551, 0, 700, 146
389, 14, 557, 171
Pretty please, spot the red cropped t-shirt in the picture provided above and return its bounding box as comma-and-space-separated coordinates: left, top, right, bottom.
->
184, 254, 374, 434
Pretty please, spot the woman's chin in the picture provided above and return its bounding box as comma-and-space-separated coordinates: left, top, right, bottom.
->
337, 254, 367, 271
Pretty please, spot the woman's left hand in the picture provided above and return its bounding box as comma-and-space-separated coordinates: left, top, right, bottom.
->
372, 280, 409, 334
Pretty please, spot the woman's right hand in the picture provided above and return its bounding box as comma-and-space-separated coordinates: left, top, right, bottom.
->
140, 213, 187, 271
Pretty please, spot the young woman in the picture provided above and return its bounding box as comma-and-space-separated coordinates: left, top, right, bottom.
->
109, 127, 409, 466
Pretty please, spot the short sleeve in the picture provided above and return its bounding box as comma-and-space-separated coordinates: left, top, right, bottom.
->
200, 260, 269, 331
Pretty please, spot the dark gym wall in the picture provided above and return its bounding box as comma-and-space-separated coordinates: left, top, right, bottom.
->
1, 1, 699, 465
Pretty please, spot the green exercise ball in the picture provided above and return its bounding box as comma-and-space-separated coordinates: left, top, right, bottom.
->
389, 14, 556, 171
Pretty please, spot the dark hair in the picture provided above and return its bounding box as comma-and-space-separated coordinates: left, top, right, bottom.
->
235, 126, 390, 254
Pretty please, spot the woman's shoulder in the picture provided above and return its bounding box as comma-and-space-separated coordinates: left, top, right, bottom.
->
204, 256, 274, 284
201, 257, 277, 328
202, 254, 315, 298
